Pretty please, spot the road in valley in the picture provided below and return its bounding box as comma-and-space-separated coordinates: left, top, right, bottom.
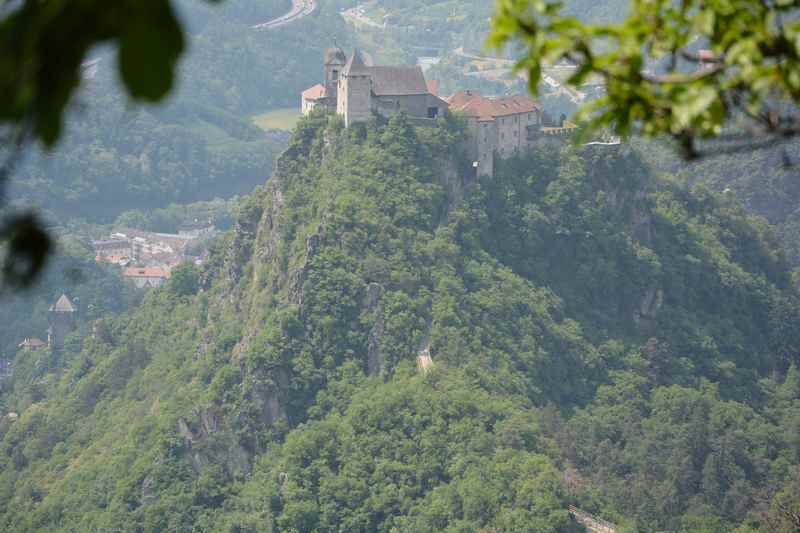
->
252, 0, 316, 30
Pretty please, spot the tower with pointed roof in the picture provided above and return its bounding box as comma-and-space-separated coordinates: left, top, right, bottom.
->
48, 293, 77, 351
337, 50, 373, 127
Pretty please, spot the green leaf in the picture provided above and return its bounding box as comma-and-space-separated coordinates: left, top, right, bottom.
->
117, 0, 185, 101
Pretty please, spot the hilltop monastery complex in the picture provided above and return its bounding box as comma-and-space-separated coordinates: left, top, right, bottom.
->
301, 47, 574, 175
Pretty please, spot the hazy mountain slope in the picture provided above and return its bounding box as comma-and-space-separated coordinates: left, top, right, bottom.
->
7, 0, 350, 223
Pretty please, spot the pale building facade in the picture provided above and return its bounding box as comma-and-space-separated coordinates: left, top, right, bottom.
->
448, 91, 552, 176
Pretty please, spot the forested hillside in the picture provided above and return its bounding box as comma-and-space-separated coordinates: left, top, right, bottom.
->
634, 138, 800, 272
7, 0, 349, 222
2, 114, 798, 531
0, 235, 140, 358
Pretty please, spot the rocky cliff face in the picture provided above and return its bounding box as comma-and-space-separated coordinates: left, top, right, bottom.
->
205, 114, 474, 448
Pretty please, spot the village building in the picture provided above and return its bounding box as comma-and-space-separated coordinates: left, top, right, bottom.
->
123, 266, 171, 289
18, 337, 47, 350
301, 48, 448, 126
94, 228, 212, 271
93, 237, 134, 264
49, 294, 77, 351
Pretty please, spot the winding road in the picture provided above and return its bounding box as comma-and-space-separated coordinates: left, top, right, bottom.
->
252, 0, 316, 30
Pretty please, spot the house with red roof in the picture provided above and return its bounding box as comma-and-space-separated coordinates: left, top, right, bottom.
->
123, 266, 171, 289
447, 90, 574, 176
18, 337, 47, 350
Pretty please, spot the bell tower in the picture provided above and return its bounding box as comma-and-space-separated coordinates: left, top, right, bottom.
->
324, 46, 346, 108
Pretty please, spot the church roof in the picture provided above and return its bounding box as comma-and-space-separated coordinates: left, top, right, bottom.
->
50, 294, 76, 313
302, 84, 327, 100
343, 49, 369, 76
369, 66, 430, 96
324, 47, 347, 65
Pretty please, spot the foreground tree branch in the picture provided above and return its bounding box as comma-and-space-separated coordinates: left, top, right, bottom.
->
490, 0, 800, 155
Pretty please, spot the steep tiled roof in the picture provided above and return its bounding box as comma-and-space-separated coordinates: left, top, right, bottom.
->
491, 94, 540, 116
426, 79, 439, 96
50, 294, 76, 313
369, 66, 429, 96
447, 90, 540, 121
302, 84, 327, 100
123, 267, 171, 279
446, 90, 478, 109
343, 49, 369, 76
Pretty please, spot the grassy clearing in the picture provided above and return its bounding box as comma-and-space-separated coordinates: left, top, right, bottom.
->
252, 108, 301, 131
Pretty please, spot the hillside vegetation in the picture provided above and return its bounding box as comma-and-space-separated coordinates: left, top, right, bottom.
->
1, 114, 799, 531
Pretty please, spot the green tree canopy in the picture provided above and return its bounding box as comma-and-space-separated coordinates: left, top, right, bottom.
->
490, 0, 800, 157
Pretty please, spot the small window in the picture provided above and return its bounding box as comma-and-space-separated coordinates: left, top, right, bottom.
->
332, 69, 339, 81
514, 115, 518, 123
427, 107, 439, 119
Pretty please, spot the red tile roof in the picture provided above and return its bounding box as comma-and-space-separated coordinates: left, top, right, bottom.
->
426, 79, 439, 96
302, 84, 327, 100
123, 267, 171, 279
447, 90, 540, 121
19, 337, 47, 349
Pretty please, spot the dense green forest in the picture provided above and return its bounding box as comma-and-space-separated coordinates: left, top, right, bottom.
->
2, 114, 798, 531
3, 1, 800, 531
633, 138, 800, 271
